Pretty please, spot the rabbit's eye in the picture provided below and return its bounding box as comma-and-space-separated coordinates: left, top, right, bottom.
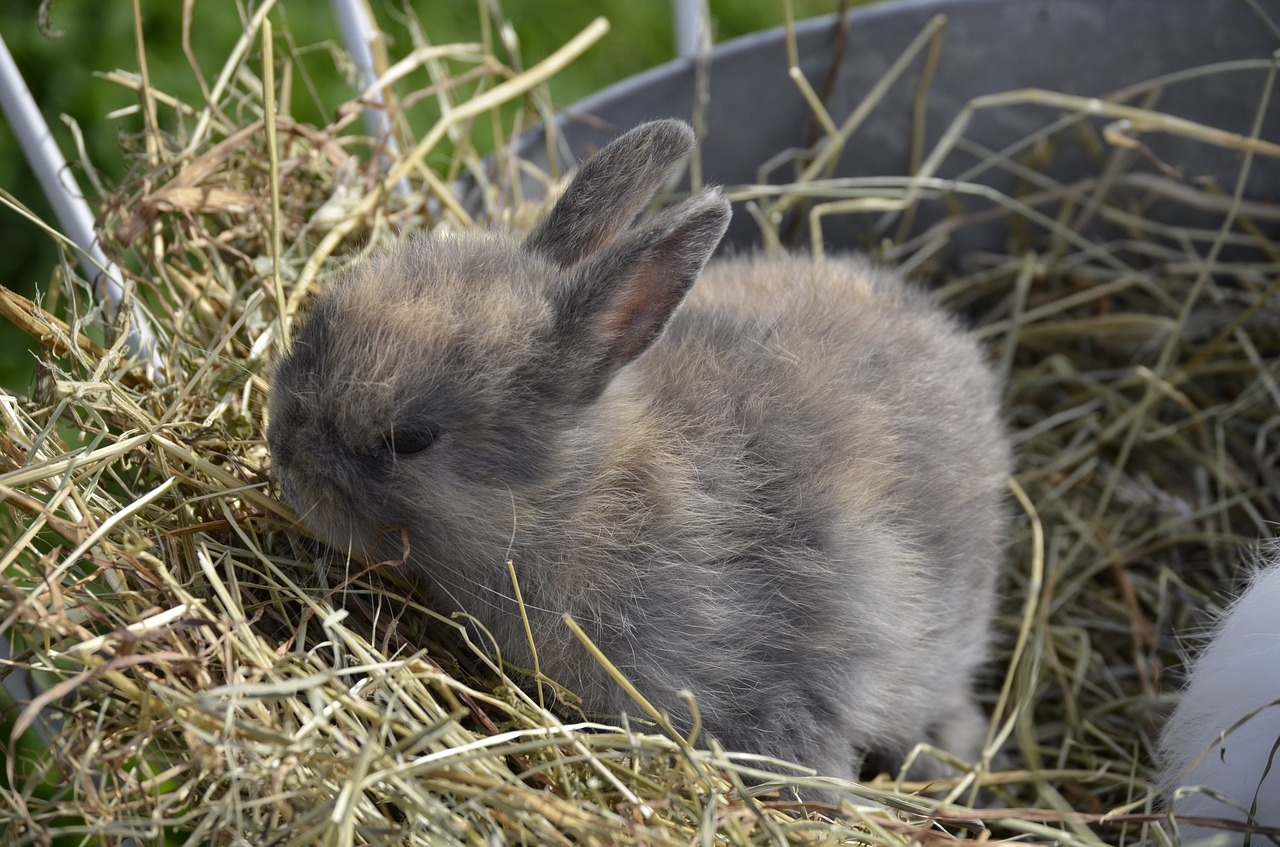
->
384, 426, 439, 456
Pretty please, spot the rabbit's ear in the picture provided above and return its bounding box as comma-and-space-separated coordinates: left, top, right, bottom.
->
547, 189, 730, 399
525, 120, 696, 268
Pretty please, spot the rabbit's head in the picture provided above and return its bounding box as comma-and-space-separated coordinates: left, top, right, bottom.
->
267, 121, 731, 567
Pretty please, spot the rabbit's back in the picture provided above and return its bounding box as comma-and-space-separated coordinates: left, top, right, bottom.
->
648, 254, 1008, 604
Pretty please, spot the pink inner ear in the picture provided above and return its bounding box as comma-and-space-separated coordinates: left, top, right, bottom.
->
562, 190, 729, 375
596, 259, 688, 364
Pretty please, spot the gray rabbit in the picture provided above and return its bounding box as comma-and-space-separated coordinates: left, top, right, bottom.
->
268, 120, 1010, 788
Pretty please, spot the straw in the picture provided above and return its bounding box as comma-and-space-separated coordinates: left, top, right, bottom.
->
3, 4, 1280, 845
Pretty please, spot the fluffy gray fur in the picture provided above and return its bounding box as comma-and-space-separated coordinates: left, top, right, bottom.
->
268, 120, 1010, 786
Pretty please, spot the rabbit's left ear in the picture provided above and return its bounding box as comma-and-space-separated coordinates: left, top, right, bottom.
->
525, 120, 697, 268
546, 189, 730, 399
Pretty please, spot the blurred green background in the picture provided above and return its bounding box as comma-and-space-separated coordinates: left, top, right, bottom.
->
0, 0, 857, 393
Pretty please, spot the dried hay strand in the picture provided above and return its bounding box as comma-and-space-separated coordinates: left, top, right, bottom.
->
2, 2, 1280, 845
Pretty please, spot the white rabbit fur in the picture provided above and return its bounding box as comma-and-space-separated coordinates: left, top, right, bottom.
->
268, 121, 1010, 788
1160, 554, 1280, 839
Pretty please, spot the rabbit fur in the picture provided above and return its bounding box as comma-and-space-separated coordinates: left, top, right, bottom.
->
1160, 553, 1280, 839
268, 120, 1010, 786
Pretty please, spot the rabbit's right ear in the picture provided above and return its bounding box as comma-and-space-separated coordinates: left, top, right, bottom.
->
543, 189, 731, 403
525, 120, 696, 268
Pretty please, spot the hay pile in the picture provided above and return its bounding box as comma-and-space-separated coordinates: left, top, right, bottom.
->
2, 4, 1279, 845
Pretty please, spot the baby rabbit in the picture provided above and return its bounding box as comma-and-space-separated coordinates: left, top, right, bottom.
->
268, 120, 1010, 788
1160, 553, 1280, 839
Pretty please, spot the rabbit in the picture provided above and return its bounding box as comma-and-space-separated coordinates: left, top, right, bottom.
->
267, 119, 1011, 791
1159, 552, 1280, 840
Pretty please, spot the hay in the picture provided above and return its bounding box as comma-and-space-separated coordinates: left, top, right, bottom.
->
2, 2, 1279, 845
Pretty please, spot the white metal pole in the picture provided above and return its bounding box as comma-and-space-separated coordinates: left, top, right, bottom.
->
330, 0, 411, 196
0, 31, 161, 374
673, 0, 709, 59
